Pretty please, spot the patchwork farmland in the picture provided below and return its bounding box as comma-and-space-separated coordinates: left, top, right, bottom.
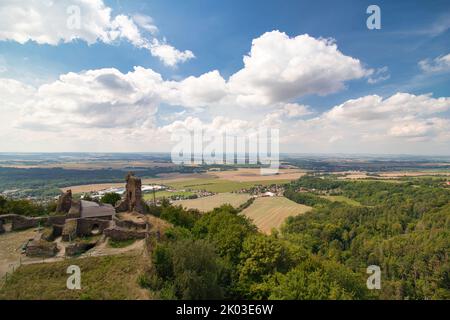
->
62, 168, 304, 194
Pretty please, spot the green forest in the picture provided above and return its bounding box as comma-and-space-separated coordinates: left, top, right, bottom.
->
283, 176, 450, 299
142, 202, 370, 299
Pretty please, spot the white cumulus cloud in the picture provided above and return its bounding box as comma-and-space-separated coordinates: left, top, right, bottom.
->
283, 93, 450, 154
419, 53, 450, 73
0, 0, 194, 67
149, 39, 195, 67
228, 31, 371, 106
14, 68, 161, 132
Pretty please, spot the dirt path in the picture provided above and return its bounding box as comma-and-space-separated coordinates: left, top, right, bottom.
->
82, 238, 145, 258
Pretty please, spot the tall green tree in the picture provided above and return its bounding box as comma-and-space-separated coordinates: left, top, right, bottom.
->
100, 192, 121, 206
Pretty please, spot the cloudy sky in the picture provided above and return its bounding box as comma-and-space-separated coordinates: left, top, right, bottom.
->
0, 0, 449, 155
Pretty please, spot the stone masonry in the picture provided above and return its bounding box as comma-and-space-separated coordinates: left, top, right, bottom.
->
26, 240, 58, 257
116, 172, 145, 214
56, 190, 73, 214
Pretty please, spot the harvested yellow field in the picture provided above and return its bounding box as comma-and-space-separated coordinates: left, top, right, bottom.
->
378, 171, 450, 177
334, 170, 450, 180
141, 174, 212, 186
62, 183, 124, 193
175, 193, 251, 212
208, 168, 306, 182
336, 171, 371, 180
241, 197, 312, 234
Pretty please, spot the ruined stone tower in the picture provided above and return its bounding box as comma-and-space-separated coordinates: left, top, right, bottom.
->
116, 172, 144, 214
56, 190, 73, 214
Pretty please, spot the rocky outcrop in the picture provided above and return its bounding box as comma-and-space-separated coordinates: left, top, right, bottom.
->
26, 240, 58, 257
56, 190, 73, 214
115, 172, 145, 214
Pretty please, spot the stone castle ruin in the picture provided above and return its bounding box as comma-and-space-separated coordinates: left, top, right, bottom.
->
0, 172, 160, 258
116, 172, 145, 214
56, 189, 75, 214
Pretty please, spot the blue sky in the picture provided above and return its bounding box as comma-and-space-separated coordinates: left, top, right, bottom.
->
0, 0, 449, 154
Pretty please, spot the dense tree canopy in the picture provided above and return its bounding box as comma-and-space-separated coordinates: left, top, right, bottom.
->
150, 239, 226, 299
100, 192, 121, 206
0, 195, 55, 216
283, 176, 450, 299
143, 201, 372, 300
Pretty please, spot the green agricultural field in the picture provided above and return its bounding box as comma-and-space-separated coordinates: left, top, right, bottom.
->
321, 195, 362, 206
0, 253, 150, 300
142, 190, 195, 201
174, 193, 252, 212
165, 177, 291, 193
241, 196, 312, 234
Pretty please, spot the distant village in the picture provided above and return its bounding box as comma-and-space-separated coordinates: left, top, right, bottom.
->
236, 184, 285, 198
80, 181, 288, 207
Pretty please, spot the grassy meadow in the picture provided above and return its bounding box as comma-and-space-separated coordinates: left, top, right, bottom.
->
0, 253, 150, 300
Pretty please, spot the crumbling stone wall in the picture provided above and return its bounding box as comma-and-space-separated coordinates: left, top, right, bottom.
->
116, 172, 144, 214
75, 218, 111, 238
40, 224, 63, 241
46, 215, 67, 226
114, 216, 147, 230
12, 215, 47, 231
0, 220, 4, 234
67, 200, 81, 218
62, 218, 111, 241
62, 219, 78, 242
1, 214, 65, 232
26, 240, 58, 257
56, 190, 73, 214
103, 226, 147, 241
